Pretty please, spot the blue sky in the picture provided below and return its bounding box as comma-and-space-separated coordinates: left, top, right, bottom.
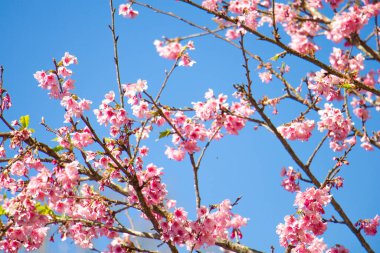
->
0, 1, 379, 252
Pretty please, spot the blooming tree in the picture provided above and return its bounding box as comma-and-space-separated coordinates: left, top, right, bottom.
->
0, 0, 379, 253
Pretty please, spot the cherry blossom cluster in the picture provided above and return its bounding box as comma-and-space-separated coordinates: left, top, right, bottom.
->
34, 52, 77, 99
0, 90, 11, 113
326, 245, 350, 253
34, 53, 92, 122
1, 1, 379, 252
105, 234, 134, 253
329, 48, 364, 73
326, 4, 380, 43
351, 97, 370, 121
308, 70, 343, 102
200, 0, 380, 60
160, 89, 253, 161
277, 119, 315, 142
258, 71, 272, 84
0, 149, 117, 252
61, 96, 92, 123
160, 199, 248, 250
0, 193, 50, 252
94, 90, 132, 137
119, 3, 138, 19
276, 187, 332, 252
154, 40, 196, 67
123, 156, 248, 250
127, 162, 168, 207
10, 128, 31, 149
280, 166, 301, 193
317, 104, 352, 151
356, 215, 380, 236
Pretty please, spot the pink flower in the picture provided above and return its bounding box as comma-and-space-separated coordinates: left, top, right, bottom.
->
353, 107, 369, 121
139, 146, 149, 157
61, 96, 92, 122
295, 187, 331, 214
238, 10, 259, 30
153, 40, 182, 60
55, 161, 80, 189
179, 53, 196, 67
360, 134, 374, 151
228, 0, 256, 14
325, 0, 344, 9
225, 28, 246, 40
71, 127, 94, 148
202, 0, 221, 11
10, 161, 28, 176
132, 100, 150, 118
329, 48, 349, 71
61, 52, 78, 66
280, 167, 300, 192
58, 66, 72, 77
318, 103, 352, 143
307, 237, 327, 253
289, 34, 320, 55
327, 244, 350, 253
360, 141, 374, 151
326, 6, 373, 43
174, 208, 188, 220
259, 71, 272, 84
123, 79, 148, 102
277, 119, 315, 141
182, 140, 200, 154
154, 40, 196, 66
103, 90, 115, 104
119, 3, 138, 18
357, 215, 380, 235
223, 115, 245, 135
0, 146, 5, 158
165, 147, 185, 161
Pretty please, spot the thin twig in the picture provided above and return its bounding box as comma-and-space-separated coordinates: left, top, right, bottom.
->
109, 0, 125, 107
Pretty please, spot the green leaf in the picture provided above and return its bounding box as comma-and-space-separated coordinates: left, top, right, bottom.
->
19, 115, 30, 129
150, 110, 161, 117
270, 51, 287, 61
52, 145, 64, 152
340, 83, 354, 90
158, 129, 171, 139
270, 55, 280, 61
0, 206, 6, 216
35, 203, 55, 216
104, 137, 113, 143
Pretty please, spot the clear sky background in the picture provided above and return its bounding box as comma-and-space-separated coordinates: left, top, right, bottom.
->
0, 1, 379, 252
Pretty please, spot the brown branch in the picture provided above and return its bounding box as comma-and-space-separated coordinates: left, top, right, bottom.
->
109, 0, 125, 107
215, 239, 265, 253
306, 134, 328, 167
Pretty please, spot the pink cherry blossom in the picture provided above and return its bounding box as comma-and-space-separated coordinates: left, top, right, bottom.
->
165, 146, 185, 161
327, 244, 350, 253
61, 52, 78, 66
119, 3, 138, 18
280, 166, 300, 192
326, 6, 373, 43
259, 71, 272, 83
202, 0, 222, 11
357, 215, 380, 236
318, 103, 352, 149
277, 119, 315, 141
